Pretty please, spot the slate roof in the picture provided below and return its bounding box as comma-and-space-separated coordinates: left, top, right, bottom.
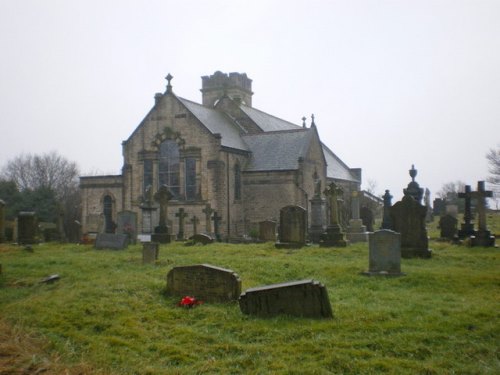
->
178, 97, 249, 151
242, 129, 314, 171
239, 105, 301, 132
322, 144, 359, 182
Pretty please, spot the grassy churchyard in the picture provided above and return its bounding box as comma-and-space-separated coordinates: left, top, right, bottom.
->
0, 215, 499, 374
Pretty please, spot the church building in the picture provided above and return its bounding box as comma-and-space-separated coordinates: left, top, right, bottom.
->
79, 71, 361, 240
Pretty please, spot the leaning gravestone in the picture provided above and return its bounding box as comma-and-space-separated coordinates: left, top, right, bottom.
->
95, 233, 128, 250
275, 205, 306, 249
439, 214, 458, 240
116, 210, 137, 245
239, 280, 333, 318
186, 233, 214, 245
259, 220, 277, 242
363, 230, 404, 276
17, 212, 37, 245
142, 242, 159, 264
166, 264, 241, 303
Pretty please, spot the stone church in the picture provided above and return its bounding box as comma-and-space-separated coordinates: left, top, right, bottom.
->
80, 71, 361, 240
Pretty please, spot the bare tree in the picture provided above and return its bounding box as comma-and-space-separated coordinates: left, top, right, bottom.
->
486, 146, 500, 186
437, 180, 467, 200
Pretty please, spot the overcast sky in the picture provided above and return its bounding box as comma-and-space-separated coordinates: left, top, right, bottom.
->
1, 0, 499, 202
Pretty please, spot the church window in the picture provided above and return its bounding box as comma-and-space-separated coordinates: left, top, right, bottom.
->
143, 159, 153, 193
185, 157, 197, 201
159, 140, 180, 198
234, 163, 241, 200
103, 195, 114, 233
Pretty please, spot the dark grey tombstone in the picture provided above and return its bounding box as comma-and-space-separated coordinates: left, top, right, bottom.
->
259, 220, 277, 242
0, 199, 5, 243
390, 195, 432, 258
309, 194, 325, 243
276, 205, 306, 249
117, 210, 138, 245
186, 233, 214, 245
239, 279, 333, 318
363, 230, 405, 276
142, 242, 159, 264
17, 212, 37, 245
470, 181, 495, 247
403, 165, 424, 203
439, 214, 458, 240
457, 185, 476, 239
95, 233, 129, 250
380, 190, 393, 230
433, 198, 446, 216
166, 264, 241, 303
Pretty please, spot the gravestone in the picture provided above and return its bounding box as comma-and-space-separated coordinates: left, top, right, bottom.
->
275, 205, 306, 249
380, 190, 393, 230
140, 184, 157, 234
166, 264, 241, 303
320, 182, 347, 247
363, 230, 404, 276
190, 215, 200, 236
445, 204, 459, 218
347, 190, 368, 242
470, 181, 495, 247
95, 233, 128, 250
212, 211, 222, 242
186, 233, 214, 245
259, 220, 277, 242
457, 185, 475, 239
203, 204, 214, 235
439, 214, 458, 240
17, 212, 37, 245
142, 242, 159, 264
309, 173, 326, 243
424, 188, 433, 222
360, 206, 374, 232
239, 279, 333, 318
152, 185, 173, 244
117, 210, 137, 245
175, 208, 188, 240
433, 198, 446, 216
390, 195, 431, 258
403, 165, 424, 203
0, 199, 5, 243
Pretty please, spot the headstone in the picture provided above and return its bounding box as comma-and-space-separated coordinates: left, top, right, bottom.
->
203, 204, 214, 235
175, 208, 189, 240
186, 233, 214, 245
17, 212, 37, 245
259, 220, 277, 242
320, 182, 347, 247
275, 205, 307, 249
190, 215, 200, 236
360, 206, 374, 232
309, 173, 326, 243
95, 233, 128, 250
390, 195, 431, 258
363, 230, 404, 276
142, 242, 159, 264
424, 188, 433, 222
380, 190, 393, 230
140, 186, 157, 234
0, 199, 5, 243
347, 190, 368, 242
470, 181, 495, 247
403, 165, 424, 203
439, 214, 458, 240
116, 210, 138, 245
152, 185, 173, 244
212, 211, 222, 242
457, 185, 476, 239
445, 204, 459, 218
166, 264, 241, 303
433, 198, 446, 216
239, 279, 333, 318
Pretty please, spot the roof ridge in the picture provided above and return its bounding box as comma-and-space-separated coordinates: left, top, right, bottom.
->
241, 128, 311, 137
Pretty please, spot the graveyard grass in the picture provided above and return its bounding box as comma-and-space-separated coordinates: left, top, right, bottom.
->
1, 217, 499, 374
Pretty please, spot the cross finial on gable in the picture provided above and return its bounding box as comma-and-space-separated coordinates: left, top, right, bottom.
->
165, 73, 173, 94
311, 114, 316, 127
302, 116, 307, 128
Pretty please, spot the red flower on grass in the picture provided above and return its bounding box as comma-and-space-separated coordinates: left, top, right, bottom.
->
177, 296, 203, 308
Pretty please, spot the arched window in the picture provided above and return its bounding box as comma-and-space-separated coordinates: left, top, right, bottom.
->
234, 163, 241, 201
103, 195, 114, 233
159, 140, 180, 198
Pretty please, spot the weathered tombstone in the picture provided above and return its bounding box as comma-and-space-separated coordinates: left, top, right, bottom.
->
140, 185, 157, 234
403, 165, 424, 203
202, 204, 214, 235
142, 242, 159, 264
320, 182, 347, 247
309, 173, 326, 243
0, 199, 5, 243
259, 220, 277, 242
470, 181, 495, 247
175, 208, 188, 240
95, 233, 128, 250
390, 195, 432, 258
186, 233, 214, 245
17, 212, 37, 245
212, 211, 222, 242
152, 185, 173, 244
445, 204, 459, 218
239, 279, 333, 318
424, 188, 433, 222
457, 185, 476, 239
190, 215, 200, 236
439, 214, 458, 240
380, 190, 393, 230
275, 205, 307, 249
433, 198, 446, 216
166, 264, 241, 303
116, 210, 138, 245
347, 190, 368, 242
363, 230, 404, 276
360, 206, 374, 232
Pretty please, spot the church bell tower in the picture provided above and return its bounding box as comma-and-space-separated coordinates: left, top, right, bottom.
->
200, 71, 253, 108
